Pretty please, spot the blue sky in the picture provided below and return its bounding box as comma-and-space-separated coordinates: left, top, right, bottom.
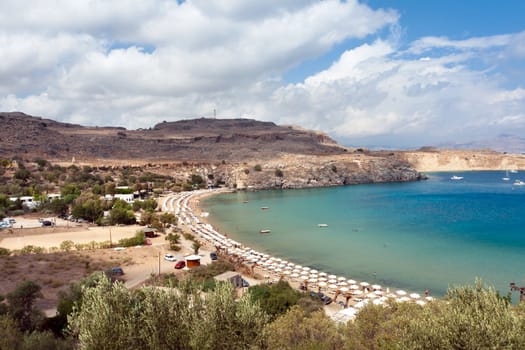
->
0, 0, 524, 149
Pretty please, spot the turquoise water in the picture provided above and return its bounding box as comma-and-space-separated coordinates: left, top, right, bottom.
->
201, 172, 525, 297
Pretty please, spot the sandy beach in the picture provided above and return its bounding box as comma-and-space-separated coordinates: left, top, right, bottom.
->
162, 189, 435, 321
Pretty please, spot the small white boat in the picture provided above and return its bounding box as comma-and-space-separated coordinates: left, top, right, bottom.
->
503, 170, 510, 181
510, 169, 518, 173
450, 176, 464, 180
317, 224, 328, 227
514, 180, 525, 186
261, 206, 269, 210
260, 229, 271, 234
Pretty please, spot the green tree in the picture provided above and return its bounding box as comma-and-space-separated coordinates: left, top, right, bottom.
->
263, 306, 343, 350
71, 196, 103, 223
14, 168, 31, 181
0, 314, 23, 350
275, 168, 284, 177
108, 199, 136, 225
47, 198, 68, 216
159, 212, 176, 227
249, 281, 302, 320
6, 281, 44, 332
254, 164, 262, 171
191, 241, 202, 255
68, 276, 268, 350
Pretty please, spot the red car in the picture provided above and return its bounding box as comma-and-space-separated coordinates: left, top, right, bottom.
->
175, 260, 186, 269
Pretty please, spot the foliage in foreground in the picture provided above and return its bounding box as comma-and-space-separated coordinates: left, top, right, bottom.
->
4, 275, 525, 349
68, 275, 269, 350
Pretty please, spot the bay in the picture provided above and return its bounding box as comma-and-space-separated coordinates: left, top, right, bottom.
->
201, 171, 525, 297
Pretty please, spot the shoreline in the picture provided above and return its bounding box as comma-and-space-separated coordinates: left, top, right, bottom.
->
162, 189, 435, 317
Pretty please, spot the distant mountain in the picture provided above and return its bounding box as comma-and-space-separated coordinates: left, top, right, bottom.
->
0, 112, 346, 161
442, 134, 525, 154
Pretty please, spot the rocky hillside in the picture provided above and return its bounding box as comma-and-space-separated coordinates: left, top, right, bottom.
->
0, 112, 344, 162
0, 112, 426, 189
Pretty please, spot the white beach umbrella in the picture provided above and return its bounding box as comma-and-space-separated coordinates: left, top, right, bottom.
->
267, 265, 275, 270
300, 275, 309, 281
310, 269, 319, 274
287, 262, 295, 267
416, 300, 426, 306
284, 265, 292, 270
328, 279, 337, 284
352, 290, 364, 296
350, 284, 360, 290
295, 265, 303, 270
318, 282, 327, 288
396, 290, 407, 296
374, 290, 383, 296
281, 260, 289, 265
308, 278, 318, 284
338, 276, 347, 281
372, 284, 382, 290
347, 279, 356, 284
328, 274, 337, 280
283, 270, 291, 276
319, 272, 327, 277
302, 267, 311, 272
398, 296, 411, 303
290, 273, 300, 278
372, 299, 384, 305
410, 293, 421, 299
328, 284, 338, 290
300, 270, 309, 275
340, 287, 349, 293
274, 268, 282, 273
360, 282, 370, 287
425, 296, 435, 302
318, 277, 328, 282
354, 301, 366, 309
337, 281, 348, 286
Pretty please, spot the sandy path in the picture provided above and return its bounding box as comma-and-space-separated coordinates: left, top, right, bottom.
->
0, 225, 141, 250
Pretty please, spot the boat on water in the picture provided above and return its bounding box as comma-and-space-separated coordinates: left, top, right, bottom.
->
514, 180, 525, 186
510, 169, 518, 173
318, 224, 328, 227
260, 229, 271, 233
261, 206, 269, 210
503, 170, 510, 181
450, 176, 464, 180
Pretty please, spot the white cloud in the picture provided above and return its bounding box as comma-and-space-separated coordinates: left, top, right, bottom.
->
0, 1, 524, 148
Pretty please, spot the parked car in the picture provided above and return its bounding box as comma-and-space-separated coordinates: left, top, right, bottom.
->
210, 252, 218, 261
41, 220, 54, 227
111, 267, 124, 275
164, 254, 177, 262
175, 260, 186, 269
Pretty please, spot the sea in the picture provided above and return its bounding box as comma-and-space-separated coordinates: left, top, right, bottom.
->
201, 171, 525, 298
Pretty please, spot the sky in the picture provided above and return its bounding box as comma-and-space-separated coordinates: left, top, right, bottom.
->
1, 0, 524, 148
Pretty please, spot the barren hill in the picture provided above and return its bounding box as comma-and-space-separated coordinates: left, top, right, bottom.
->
0, 112, 344, 162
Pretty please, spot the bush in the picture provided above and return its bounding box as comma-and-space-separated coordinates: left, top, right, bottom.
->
60, 240, 75, 252
0, 247, 10, 256
275, 169, 283, 177
117, 231, 146, 247
254, 164, 262, 171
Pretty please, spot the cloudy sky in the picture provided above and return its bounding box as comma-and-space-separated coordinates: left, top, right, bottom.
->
1, 0, 524, 148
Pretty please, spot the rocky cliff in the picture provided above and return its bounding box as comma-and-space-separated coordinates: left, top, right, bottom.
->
399, 148, 525, 172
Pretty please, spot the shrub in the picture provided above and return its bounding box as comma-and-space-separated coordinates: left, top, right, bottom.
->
275, 168, 284, 177
254, 164, 262, 171
0, 247, 10, 256
117, 231, 145, 247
